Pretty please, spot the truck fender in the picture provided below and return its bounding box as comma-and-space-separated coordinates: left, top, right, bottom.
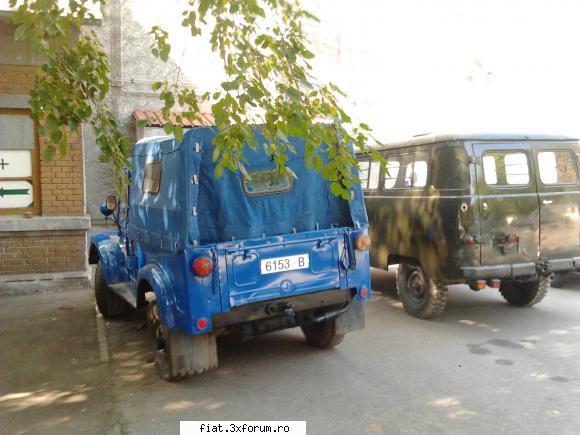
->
90, 233, 127, 285
137, 264, 176, 329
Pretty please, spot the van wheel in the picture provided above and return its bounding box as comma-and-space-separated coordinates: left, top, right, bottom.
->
499, 275, 550, 307
396, 263, 448, 319
94, 262, 132, 318
146, 301, 218, 381
301, 318, 345, 349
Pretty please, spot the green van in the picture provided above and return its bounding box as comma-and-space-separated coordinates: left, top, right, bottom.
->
360, 133, 580, 319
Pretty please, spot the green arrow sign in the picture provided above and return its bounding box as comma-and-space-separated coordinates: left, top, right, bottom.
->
0, 187, 30, 197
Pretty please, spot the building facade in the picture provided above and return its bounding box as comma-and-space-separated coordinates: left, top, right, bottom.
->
0, 13, 89, 281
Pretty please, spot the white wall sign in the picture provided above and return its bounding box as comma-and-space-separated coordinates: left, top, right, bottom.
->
0, 150, 32, 178
0, 180, 33, 208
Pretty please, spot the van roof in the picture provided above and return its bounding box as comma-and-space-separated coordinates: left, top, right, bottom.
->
376, 133, 579, 150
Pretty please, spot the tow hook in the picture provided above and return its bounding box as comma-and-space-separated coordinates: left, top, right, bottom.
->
536, 263, 550, 275
264, 302, 294, 316
279, 302, 294, 316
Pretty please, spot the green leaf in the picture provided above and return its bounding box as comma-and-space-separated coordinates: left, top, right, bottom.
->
330, 181, 344, 197
42, 145, 56, 161
314, 154, 323, 172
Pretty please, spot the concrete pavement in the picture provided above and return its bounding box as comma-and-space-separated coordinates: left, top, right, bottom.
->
1, 270, 579, 434
0, 287, 123, 434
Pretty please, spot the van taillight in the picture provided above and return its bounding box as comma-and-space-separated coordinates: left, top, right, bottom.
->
464, 236, 476, 246
192, 256, 213, 277
505, 233, 518, 243
355, 234, 371, 251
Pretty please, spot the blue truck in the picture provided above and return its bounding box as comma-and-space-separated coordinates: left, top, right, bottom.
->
89, 127, 372, 381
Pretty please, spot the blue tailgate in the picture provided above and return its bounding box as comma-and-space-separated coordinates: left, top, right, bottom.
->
219, 230, 347, 308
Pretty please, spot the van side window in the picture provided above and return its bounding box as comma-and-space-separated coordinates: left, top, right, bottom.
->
537, 151, 578, 185
384, 154, 428, 189
413, 161, 428, 187
143, 160, 162, 194
383, 160, 400, 189
482, 151, 530, 186
358, 160, 380, 190
402, 159, 428, 188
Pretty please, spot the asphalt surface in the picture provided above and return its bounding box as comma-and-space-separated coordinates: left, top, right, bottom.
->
1, 269, 579, 434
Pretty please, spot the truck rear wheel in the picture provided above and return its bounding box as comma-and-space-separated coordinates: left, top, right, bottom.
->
396, 263, 448, 319
94, 262, 132, 318
146, 301, 218, 381
499, 275, 550, 307
301, 318, 344, 349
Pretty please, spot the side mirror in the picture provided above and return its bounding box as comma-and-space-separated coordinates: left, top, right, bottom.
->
99, 195, 117, 217
106, 195, 117, 210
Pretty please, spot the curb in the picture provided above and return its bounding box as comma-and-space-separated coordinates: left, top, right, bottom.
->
0, 273, 92, 297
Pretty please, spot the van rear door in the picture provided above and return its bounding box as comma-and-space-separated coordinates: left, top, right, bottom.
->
533, 143, 580, 260
472, 143, 540, 266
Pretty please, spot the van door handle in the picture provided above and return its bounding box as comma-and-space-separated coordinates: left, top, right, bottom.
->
542, 199, 553, 205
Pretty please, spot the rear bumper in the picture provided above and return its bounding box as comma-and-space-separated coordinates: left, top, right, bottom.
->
461, 257, 580, 280
212, 288, 352, 328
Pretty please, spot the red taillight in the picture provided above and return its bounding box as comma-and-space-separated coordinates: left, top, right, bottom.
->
487, 279, 501, 288
464, 236, 476, 246
196, 318, 208, 330
192, 256, 213, 277
355, 234, 371, 251
360, 287, 369, 298
505, 233, 518, 244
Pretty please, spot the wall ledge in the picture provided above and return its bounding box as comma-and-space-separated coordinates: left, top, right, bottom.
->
0, 215, 91, 232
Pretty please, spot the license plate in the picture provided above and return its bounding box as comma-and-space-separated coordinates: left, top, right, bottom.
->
260, 254, 309, 275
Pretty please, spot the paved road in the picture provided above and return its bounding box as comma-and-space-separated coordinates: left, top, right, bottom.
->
2, 270, 579, 434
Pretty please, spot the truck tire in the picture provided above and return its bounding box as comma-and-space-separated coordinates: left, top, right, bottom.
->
94, 262, 132, 318
396, 263, 448, 319
301, 318, 345, 349
499, 275, 550, 307
146, 301, 218, 381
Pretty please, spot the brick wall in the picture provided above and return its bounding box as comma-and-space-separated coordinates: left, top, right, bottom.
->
0, 65, 36, 95
40, 136, 85, 216
0, 64, 85, 216
0, 231, 86, 274
0, 64, 88, 277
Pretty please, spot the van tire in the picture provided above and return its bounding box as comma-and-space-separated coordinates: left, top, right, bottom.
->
94, 261, 132, 318
499, 275, 550, 307
396, 263, 448, 319
301, 318, 345, 349
147, 301, 218, 381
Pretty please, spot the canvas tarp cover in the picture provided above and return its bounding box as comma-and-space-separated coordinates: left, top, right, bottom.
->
182, 127, 368, 245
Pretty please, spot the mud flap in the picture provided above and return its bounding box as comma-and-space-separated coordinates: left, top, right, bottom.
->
167, 330, 218, 377
335, 299, 365, 335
